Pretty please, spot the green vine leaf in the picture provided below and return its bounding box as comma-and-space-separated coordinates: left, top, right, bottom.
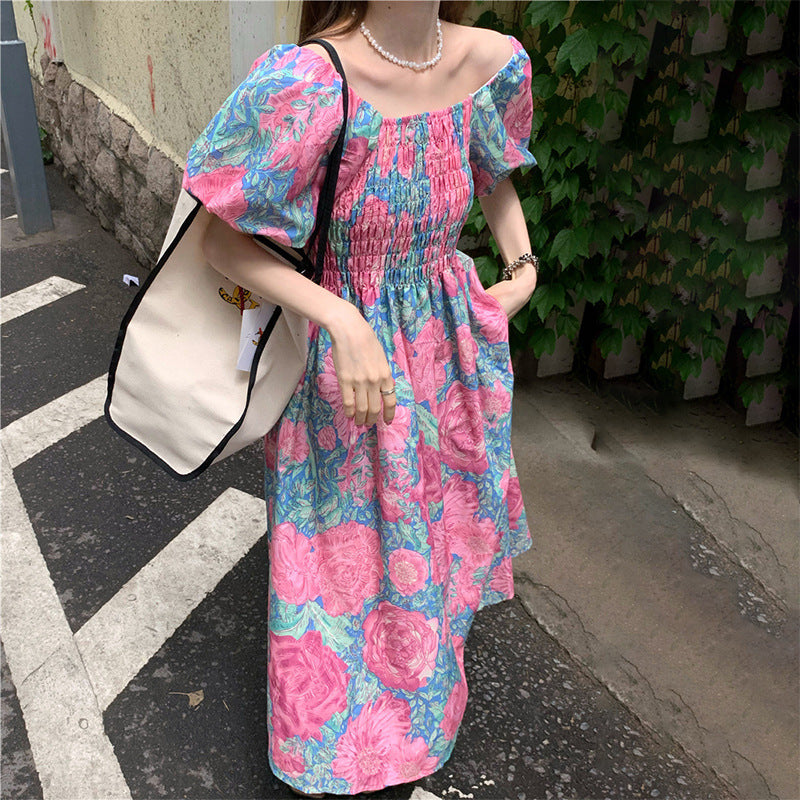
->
556, 28, 599, 76
555, 311, 581, 340
739, 328, 766, 358
577, 96, 605, 129
549, 174, 581, 206
475, 255, 499, 287
597, 325, 624, 358
525, 1, 569, 32
531, 74, 559, 99
522, 195, 545, 225
739, 4, 767, 35
529, 326, 558, 357
672, 349, 703, 380
702, 334, 728, 363
763, 0, 791, 18
530, 282, 567, 322
764, 312, 789, 340
738, 379, 766, 409
709, 0, 736, 21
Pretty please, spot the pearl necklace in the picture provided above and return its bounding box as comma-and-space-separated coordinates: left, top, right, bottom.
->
359, 19, 443, 71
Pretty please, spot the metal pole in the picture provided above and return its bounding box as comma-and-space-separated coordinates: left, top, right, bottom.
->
1, 0, 54, 234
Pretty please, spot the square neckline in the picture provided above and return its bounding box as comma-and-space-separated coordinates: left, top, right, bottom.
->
297, 34, 522, 125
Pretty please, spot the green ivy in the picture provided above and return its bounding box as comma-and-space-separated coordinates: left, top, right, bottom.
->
461, 0, 797, 418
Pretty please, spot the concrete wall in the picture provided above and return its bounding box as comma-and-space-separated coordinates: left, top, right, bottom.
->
13, 0, 300, 163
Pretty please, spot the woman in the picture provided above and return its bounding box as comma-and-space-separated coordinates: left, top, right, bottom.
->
181, 1, 538, 795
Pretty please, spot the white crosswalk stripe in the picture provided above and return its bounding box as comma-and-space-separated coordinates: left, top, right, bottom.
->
1, 451, 132, 799
75, 488, 266, 712
0, 275, 85, 324
1, 374, 108, 468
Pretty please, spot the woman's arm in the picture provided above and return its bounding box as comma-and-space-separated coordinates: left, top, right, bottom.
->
201, 208, 396, 426
478, 176, 538, 319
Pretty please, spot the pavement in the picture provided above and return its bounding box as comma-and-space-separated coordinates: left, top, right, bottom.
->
1, 156, 797, 800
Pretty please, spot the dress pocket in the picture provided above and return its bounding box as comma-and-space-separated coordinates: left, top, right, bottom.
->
471, 276, 510, 342
478, 283, 508, 320
455, 251, 510, 344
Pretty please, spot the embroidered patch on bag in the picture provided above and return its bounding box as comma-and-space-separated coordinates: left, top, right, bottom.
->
219, 285, 260, 312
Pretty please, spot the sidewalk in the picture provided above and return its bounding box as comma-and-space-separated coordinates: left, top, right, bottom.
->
1, 155, 796, 800
510, 370, 799, 799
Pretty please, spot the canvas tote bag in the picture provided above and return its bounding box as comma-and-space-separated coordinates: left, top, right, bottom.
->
105, 39, 348, 481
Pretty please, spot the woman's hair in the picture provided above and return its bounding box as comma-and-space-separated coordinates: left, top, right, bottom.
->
299, 1, 470, 43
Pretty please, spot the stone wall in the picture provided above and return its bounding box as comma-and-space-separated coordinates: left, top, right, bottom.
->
34, 52, 180, 267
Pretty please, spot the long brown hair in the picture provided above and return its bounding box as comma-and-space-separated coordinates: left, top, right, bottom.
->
299, 1, 470, 43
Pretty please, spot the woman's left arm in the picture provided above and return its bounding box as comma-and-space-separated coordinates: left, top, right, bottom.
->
478, 176, 538, 319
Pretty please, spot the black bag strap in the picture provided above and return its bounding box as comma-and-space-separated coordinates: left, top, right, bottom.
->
253, 37, 349, 285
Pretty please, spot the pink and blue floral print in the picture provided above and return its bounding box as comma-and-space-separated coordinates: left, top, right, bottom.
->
182, 34, 536, 796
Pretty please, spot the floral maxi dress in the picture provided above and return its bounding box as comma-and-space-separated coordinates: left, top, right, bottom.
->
182, 34, 537, 796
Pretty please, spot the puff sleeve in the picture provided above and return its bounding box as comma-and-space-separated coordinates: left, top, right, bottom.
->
469, 36, 537, 197
181, 44, 344, 249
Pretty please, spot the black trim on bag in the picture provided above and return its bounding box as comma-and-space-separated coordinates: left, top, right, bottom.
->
105, 39, 349, 481
105, 191, 297, 481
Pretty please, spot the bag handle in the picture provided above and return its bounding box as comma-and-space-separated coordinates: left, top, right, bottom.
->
253, 37, 349, 286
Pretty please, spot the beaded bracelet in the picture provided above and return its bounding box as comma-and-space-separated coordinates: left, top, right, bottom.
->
502, 252, 539, 281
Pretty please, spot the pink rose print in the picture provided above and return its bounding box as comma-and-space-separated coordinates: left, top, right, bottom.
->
391, 328, 413, 375
478, 380, 512, 418
503, 64, 534, 141
450, 561, 482, 613
450, 516, 500, 570
271, 738, 306, 778
269, 630, 350, 742
476, 296, 509, 345
183, 164, 249, 228
442, 474, 480, 535
442, 473, 499, 574
363, 601, 439, 691
338, 135, 372, 196
332, 692, 411, 793
317, 424, 337, 451
270, 522, 319, 605
441, 266, 461, 298
376, 403, 410, 454
507, 473, 525, 531
377, 476, 410, 523
317, 350, 355, 442
439, 381, 488, 473
277, 419, 310, 464
408, 317, 451, 404
361, 194, 392, 231
314, 521, 383, 615
356, 275, 382, 307
418, 434, 442, 498
258, 91, 341, 203
426, 518, 450, 586
391, 735, 440, 783
440, 638, 468, 739
388, 549, 429, 595
489, 556, 515, 597
455, 324, 479, 375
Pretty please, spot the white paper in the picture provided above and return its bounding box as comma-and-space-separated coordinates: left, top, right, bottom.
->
122, 274, 140, 287
237, 300, 276, 372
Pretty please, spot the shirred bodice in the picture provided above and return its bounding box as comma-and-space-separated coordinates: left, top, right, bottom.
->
324, 110, 474, 294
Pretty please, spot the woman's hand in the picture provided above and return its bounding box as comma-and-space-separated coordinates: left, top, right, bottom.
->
326, 301, 396, 427
485, 260, 538, 319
